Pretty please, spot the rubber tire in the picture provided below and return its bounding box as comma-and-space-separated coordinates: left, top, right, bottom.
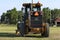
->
41, 23, 49, 37
20, 25, 25, 37
17, 23, 25, 37
16, 30, 21, 37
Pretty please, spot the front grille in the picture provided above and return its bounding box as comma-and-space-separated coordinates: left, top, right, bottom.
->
31, 24, 42, 28
31, 15, 42, 28
31, 20, 42, 28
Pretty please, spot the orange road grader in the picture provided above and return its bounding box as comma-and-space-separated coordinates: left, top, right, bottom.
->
16, 2, 49, 37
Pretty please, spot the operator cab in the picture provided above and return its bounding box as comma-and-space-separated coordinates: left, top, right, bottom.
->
22, 2, 43, 28
22, 2, 42, 13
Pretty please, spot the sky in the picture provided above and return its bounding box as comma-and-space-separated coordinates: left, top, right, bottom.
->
0, 0, 60, 16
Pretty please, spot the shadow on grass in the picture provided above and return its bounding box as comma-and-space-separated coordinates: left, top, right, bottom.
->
0, 33, 16, 37
0, 33, 48, 38
25, 35, 48, 38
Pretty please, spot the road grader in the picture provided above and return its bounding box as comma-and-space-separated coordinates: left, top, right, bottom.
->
16, 2, 49, 37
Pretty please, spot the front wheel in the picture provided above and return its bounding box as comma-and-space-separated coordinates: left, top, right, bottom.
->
16, 22, 25, 37
41, 23, 49, 37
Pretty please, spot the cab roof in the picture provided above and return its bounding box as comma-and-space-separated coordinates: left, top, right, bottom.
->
23, 2, 42, 8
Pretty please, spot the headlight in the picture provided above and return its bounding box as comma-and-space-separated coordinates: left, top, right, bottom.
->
18, 21, 21, 23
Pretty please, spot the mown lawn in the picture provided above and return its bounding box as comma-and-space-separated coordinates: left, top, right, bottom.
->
0, 24, 60, 40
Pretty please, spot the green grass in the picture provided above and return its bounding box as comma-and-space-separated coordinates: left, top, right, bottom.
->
0, 24, 60, 40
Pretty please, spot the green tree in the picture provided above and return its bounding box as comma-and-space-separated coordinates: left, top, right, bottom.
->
42, 7, 51, 22
18, 11, 23, 21
5, 8, 23, 24
51, 9, 60, 24
10, 8, 18, 24
51, 9, 60, 19
1, 13, 6, 23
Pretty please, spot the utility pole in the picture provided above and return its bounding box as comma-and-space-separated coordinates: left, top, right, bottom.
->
32, 0, 33, 4
31, 0, 33, 11
29, 0, 33, 27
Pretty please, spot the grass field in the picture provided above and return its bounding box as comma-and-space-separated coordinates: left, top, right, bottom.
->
0, 24, 60, 40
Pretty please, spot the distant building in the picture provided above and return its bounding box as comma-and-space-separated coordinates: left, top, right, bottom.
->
55, 18, 60, 26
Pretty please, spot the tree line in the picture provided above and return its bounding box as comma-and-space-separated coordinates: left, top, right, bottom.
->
0, 7, 60, 25
43, 7, 60, 25
1, 8, 23, 24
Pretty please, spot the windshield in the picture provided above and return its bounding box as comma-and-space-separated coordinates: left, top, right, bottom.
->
33, 8, 37, 11
22, 7, 41, 13
32, 7, 40, 11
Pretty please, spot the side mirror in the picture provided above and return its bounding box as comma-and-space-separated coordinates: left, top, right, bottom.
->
21, 8, 24, 11
21, 7, 25, 13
